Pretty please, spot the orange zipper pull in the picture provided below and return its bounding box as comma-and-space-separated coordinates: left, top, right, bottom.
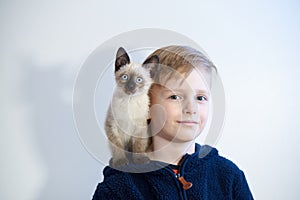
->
178, 176, 193, 190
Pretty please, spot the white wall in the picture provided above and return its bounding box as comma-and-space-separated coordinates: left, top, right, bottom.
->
1, 0, 300, 199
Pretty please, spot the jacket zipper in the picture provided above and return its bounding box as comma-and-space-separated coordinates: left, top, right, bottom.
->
164, 167, 184, 200
166, 155, 193, 199
176, 173, 193, 190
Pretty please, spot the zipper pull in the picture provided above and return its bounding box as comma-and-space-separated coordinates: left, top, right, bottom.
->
177, 174, 193, 190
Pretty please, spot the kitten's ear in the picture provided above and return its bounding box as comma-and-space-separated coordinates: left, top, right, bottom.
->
143, 55, 159, 78
115, 47, 130, 72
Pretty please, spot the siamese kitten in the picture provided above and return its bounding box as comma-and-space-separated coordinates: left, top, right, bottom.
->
105, 47, 159, 167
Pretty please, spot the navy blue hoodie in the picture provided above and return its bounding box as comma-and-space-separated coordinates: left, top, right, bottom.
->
92, 144, 253, 200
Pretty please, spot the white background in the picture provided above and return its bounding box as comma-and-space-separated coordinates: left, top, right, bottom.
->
1, 0, 300, 199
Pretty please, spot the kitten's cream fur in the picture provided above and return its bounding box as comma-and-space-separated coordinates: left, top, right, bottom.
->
105, 47, 158, 167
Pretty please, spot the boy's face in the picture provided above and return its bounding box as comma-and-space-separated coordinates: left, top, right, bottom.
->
150, 69, 210, 143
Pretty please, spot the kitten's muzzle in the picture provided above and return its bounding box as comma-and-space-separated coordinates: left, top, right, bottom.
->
126, 82, 136, 92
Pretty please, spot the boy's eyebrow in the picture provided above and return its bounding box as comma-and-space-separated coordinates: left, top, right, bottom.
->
195, 89, 210, 95
161, 88, 210, 95
160, 88, 173, 93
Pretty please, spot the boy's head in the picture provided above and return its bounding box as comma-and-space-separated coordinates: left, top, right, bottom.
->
144, 45, 217, 143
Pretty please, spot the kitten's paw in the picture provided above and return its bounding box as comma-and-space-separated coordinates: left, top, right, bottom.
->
110, 157, 129, 168
132, 154, 150, 164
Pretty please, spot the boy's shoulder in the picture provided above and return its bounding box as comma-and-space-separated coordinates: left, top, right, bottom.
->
188, 144, 244, 176
93, 166, 143, 199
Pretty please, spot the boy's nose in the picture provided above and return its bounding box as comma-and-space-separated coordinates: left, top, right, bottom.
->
183, 100, 197, 115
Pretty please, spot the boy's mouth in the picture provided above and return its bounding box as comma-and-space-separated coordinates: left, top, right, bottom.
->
176, 120, 198, 126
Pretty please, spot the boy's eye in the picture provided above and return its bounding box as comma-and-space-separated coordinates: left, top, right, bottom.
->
122, 74, 128, 80
197, 96, 207, 101
169, 95, 182, 101
136, 77, 143, 83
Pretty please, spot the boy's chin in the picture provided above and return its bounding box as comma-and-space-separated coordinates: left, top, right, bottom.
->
177, 125, 201, 133
171, 133, 199, 143
170, 137, 197, 144
172, 129, 202, 142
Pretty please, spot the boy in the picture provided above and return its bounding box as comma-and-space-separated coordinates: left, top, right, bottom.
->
92, 45, 253, 199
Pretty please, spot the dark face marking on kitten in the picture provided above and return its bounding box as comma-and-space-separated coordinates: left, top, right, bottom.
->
115, 47, 130, 72
125, 76, 137, 93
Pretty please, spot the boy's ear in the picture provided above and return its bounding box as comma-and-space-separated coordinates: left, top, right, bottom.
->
143, 55, 159, 78
115, 47, 130, 72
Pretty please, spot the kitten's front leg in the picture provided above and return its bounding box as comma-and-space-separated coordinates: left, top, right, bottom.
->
106, 125, 129, 167
131, 137, 150, 164
109, 143, 129, 167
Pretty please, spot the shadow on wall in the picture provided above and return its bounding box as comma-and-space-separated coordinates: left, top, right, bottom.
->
21, 62, 102, 200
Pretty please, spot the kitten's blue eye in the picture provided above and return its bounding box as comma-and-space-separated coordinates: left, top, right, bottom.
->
136, 77, 143, 83
122, 74, 128, 80
197, 96, 207, 101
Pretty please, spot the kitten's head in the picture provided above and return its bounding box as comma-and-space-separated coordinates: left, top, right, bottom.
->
114, 47, 159, 96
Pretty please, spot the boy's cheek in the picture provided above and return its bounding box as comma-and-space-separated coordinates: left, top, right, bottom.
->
149, 104, 167, 135
200, 112, 209, 127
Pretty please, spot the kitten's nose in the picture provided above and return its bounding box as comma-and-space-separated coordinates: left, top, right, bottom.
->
126, 82, 136, 92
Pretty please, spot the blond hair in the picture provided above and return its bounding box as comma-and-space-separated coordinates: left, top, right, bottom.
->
144, 45, 217, 86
